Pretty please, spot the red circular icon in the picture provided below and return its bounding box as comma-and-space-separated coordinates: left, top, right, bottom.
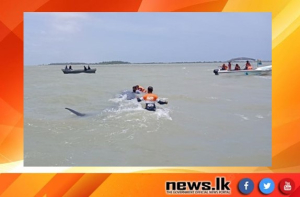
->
279, 178, 295, 195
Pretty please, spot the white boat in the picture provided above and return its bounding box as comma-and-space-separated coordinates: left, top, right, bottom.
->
213, 57, 272, 76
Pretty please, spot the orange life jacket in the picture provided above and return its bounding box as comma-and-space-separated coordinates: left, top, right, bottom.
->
143, 93, 158, 102
246, 63, 253, 70
247, 65, 253, 70
221, 64, 228, 70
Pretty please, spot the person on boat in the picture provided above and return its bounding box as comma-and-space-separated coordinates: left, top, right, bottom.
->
88, 65, 91, 70
221, 64, 228, 70
69, 65, 72, 70
137, 86, 168, 111
84, 66, 87, 71
257, 59, 262, 65
228, 62, 232, 71
65, 65, 68, 70
244, 61, 253, 70
135, 85, 147, 93
234, 64, 241, 70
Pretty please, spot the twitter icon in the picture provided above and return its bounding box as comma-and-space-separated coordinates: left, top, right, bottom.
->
259, 178, 275, 194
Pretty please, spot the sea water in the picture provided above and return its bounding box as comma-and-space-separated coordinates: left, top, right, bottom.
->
24, 63, 272, 166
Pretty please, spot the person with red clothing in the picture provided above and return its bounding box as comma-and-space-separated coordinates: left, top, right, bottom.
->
137, 86, 168, 111
234, 64, 241, 70
135, 85, 147, 93
221, 64, 228, 70
228, 62, 232, 71
244, 61, 253, 70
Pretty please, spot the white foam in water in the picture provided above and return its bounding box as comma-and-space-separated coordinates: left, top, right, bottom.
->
235, 113, 249, 121
254, 76, 272, 80
154, 108, 172, 120
256, 115, 264, 119
104, 96, 172, 122
207, 96, 218, 100
109, 94, 127, 103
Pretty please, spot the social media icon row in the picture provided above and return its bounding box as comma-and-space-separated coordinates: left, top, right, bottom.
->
238, 178, 295, 195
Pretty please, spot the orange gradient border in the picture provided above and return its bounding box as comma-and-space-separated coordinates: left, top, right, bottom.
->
0, 0, 300, 175
0, 173, 299, 196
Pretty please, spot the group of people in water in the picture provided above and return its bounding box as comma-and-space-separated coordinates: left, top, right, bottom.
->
122, 85, 168, 111
221, 61, 253, 71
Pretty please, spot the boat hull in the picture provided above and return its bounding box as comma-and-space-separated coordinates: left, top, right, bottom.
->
213, 66, 271, 76
62, 68, 96, 74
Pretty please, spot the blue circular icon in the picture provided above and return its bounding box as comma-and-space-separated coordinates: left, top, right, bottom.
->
238, 178, 254, 194
259, 178, 275, 194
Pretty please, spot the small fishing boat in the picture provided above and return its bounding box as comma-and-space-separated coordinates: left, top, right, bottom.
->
61, 68, 96, 74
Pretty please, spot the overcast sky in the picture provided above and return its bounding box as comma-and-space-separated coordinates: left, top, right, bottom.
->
24, 12, 271, 65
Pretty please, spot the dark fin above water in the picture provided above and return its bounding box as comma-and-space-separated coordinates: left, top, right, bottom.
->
65, 108, 86, 116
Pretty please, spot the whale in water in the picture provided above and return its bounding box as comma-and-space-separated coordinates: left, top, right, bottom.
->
65, 108, 86, 116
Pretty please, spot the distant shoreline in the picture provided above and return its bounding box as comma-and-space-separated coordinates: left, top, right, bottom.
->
39, 60, 272, 66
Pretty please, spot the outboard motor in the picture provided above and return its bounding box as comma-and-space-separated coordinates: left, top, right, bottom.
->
213, 69, 219, 75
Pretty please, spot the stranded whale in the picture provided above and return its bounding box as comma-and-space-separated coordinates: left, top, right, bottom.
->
65, 108, 86, 116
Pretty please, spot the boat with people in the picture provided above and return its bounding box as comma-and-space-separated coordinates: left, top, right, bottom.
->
213, 57, 272, 76
62, 65, 96, 74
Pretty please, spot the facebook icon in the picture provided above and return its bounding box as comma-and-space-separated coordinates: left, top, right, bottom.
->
238, 178, 254, 194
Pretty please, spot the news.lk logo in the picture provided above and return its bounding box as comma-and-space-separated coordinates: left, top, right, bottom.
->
238, 178, 254, 194
279, 178, 295, 195
165, 177, 231, 195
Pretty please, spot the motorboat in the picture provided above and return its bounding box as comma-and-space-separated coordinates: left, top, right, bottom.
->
213, 57, 272, 76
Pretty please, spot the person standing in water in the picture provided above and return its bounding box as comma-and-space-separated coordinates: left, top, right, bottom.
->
135, 85, 147, 93
137, 86, 168, 111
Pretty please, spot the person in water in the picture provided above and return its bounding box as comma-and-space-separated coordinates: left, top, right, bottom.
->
137, 86, 168, 111
132, 85, 139, 93
135, 85, 147, 93
121, 86, 140, 100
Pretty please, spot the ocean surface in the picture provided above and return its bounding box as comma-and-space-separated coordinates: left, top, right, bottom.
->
24, 63, 272, 166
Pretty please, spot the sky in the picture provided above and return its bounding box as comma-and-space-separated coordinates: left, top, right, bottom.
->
24, 12, 271, 65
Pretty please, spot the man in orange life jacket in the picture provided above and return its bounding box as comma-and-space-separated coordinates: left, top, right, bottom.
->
137, 86, 168, 111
